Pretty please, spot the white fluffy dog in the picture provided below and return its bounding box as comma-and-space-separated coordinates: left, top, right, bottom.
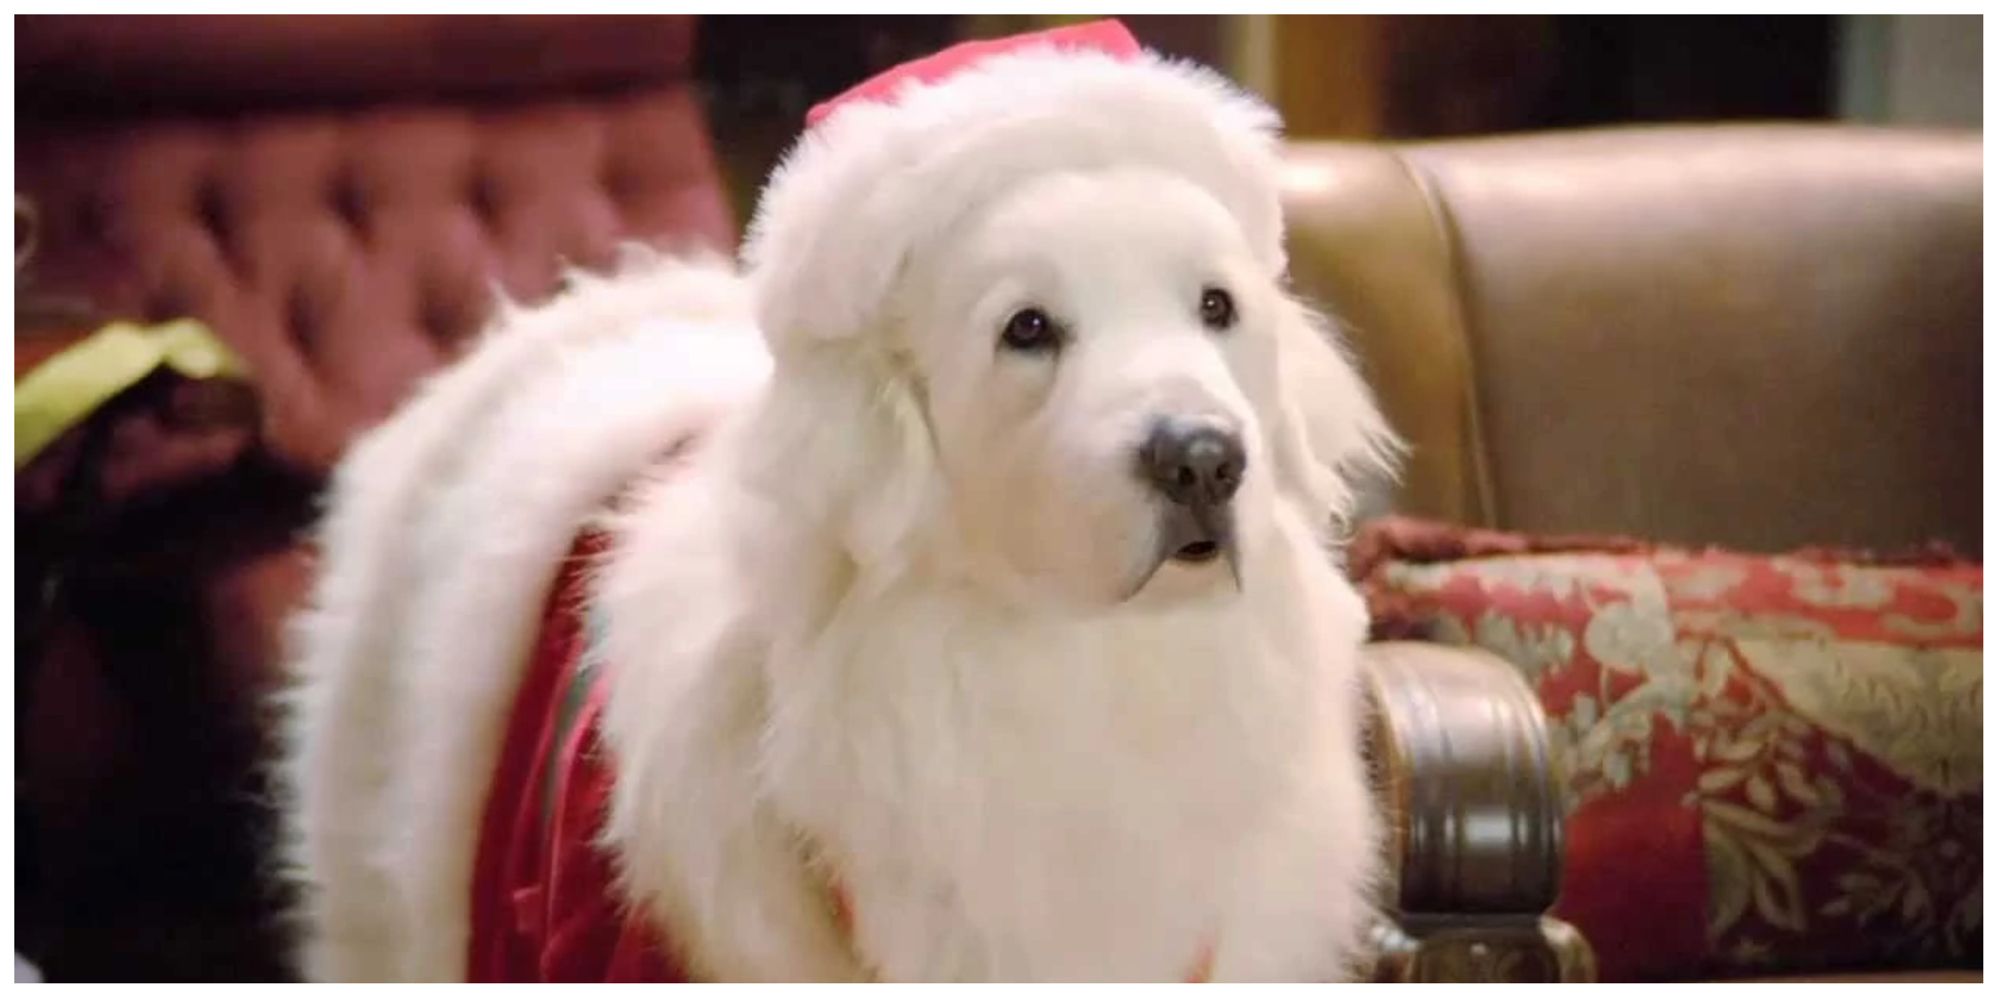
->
278, 27, 1400, 982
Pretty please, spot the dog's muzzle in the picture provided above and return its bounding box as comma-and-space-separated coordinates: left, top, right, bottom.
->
1137, 417, 1245, 586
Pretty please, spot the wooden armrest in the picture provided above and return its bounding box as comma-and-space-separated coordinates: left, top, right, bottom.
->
1359, 640, 1596, 982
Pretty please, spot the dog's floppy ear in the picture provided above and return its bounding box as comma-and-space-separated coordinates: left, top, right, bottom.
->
740, 333, 941, 580
742, 109, 925, 351
1269, 295, 1404, 535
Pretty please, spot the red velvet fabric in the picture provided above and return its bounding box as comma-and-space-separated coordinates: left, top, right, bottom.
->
467, 529, 685, 982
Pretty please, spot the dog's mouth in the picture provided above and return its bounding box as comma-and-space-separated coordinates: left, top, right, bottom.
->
1173, 538, 1222, 563
1160, 500, 1233, 565
1123, 502, 1240, 599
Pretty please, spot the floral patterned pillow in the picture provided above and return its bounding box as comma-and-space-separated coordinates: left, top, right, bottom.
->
1354, 517, 1981, 981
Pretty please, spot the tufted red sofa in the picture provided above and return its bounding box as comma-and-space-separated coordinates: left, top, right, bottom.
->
15, 15, 735, 980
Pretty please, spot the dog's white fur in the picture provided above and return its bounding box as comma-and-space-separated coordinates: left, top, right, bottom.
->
279, 46, 1399, 982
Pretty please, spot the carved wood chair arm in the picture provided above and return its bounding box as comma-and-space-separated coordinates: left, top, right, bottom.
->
1359, 640, 1596, 982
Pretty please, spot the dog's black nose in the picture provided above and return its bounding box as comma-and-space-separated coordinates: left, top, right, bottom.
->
1141, 420, 1246, 507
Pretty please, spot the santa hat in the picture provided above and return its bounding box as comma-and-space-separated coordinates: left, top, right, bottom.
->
741, 20, 1289, 352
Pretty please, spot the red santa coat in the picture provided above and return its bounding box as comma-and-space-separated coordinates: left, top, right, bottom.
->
465, 528, 687, 982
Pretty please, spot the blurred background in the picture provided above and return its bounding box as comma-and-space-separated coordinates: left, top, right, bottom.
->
13, 14, 1982, 983
701, 15, 1980, 219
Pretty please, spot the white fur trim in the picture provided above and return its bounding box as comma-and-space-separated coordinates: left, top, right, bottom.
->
277, 252, 767, 980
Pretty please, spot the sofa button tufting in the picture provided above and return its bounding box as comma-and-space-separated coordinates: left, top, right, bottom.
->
331, 170, 368, 235
420, 295, 456, 345
286, 286, 321, 355
468, 172, 500, 226
147, 289, 191, 324
73, 195, 109, 243
196, 178, 231, 242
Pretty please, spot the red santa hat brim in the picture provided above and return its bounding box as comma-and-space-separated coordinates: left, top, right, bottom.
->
805, 19, 1146, 128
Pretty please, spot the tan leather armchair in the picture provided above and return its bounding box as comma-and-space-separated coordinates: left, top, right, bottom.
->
1285, 124, 1979, 551
1294, 124, 1979, 982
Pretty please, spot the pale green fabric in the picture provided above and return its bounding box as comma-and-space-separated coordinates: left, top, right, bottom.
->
15, 319, 246, 469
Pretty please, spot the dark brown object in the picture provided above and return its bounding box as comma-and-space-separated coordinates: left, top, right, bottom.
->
1361, 643, 1595, 982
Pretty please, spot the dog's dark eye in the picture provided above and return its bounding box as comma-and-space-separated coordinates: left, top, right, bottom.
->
999, 307, 1061, 353
1199, 287, 1237, 331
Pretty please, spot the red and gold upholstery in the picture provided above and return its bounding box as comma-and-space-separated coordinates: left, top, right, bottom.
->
1357, 517, 1981, 981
